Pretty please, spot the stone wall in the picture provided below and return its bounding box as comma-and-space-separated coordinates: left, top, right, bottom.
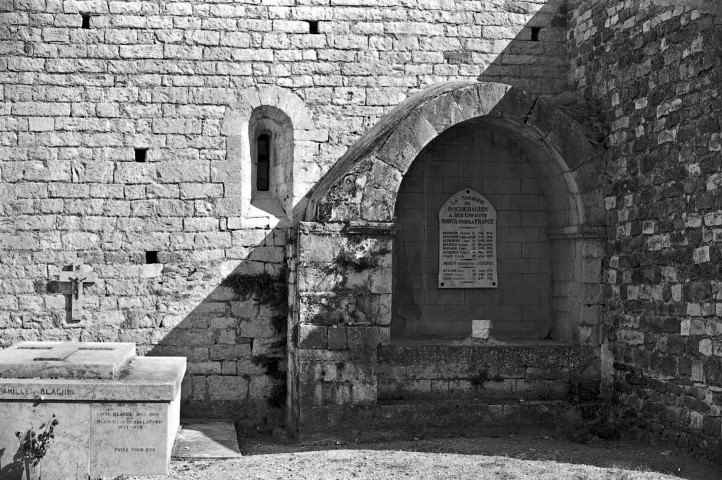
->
378, 344, 600, 403
290, 222, 394, 436
0, 0, 570, 427
292, 78, 606, 439
0, 0, 571, 427
393, 120, 551, 340
569, 0, 722, 458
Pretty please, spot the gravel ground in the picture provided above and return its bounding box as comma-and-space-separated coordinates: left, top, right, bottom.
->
125, 434, 722, 480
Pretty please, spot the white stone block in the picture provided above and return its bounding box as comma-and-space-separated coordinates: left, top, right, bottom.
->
471, 319, 491, 340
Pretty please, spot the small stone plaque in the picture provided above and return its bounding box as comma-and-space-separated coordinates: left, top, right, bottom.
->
90, 402, 173, 477
438, 188, 497, 288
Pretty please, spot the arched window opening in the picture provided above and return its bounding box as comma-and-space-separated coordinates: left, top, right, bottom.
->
257, 134, 270, 192
247, 105, 295, 222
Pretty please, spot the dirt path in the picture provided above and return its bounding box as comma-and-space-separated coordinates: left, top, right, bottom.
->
125, 434, 722, 480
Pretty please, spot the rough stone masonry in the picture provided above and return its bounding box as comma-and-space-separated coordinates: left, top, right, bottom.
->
0, 0, 721, 462
569, 0, 722, 458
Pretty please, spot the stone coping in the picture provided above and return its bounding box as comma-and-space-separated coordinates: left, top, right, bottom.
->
548, 225, 607, 240
0, 357, 185, 402
378, 343, 597, 370
0, 341, 136, 380
385, 338, 582, 347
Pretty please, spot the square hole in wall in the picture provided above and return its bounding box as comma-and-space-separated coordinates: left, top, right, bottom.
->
308, 21, 320, 34
135, 148, 148, 162
531, 27, 541, 41
145, 251, 159, 264
81, 14, 91, 29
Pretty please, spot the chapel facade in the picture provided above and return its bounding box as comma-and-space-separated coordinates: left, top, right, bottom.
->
1, 0, 721, 461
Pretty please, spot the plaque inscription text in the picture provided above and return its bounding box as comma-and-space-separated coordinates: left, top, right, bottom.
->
438, 188, 497, 288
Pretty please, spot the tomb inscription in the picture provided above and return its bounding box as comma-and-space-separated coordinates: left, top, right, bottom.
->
438, 188, 497, 289
89, 403, 169, 476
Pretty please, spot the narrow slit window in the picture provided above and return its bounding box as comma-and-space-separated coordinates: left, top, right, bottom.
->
81, 14, 91, 29
531, 27, 541, 41
308, 21, 320, 34
145, 251, 159, 264
256, 134, 270, 192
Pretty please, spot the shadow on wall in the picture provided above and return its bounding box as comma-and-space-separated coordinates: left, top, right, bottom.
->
391, 120, 559, 341
16, 239, 291, 435
304, 9, 608, 349
474, 0, 606, 140
0, 444, 25, 480
473, 0, 607, 344
387, 0, 609, 342
142, 226, 289, 430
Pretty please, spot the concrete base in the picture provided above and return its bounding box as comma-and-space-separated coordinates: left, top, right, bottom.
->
293, 343, 601, 441
378, 343, 600, 403
173, 419, 242, 459
298, 399, 599, 442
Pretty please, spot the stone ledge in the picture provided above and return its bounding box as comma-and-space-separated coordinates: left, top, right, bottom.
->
377, 343, 600, 403
548, 226, 606, 240
345, 221, 398, 235
378, 343, 597, 370
298, 400, 600, 442
0, 357, 185, 402
0, 341, 136, 380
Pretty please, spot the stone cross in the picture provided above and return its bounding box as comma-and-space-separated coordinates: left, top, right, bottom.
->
59, 258, 97, 322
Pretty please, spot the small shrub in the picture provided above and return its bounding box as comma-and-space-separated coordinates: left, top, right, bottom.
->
221, 272, 287, 311
333, 240, 390, 273
470, 369, 489, 388
556, 409, 593, 443
16, 415, 59, 467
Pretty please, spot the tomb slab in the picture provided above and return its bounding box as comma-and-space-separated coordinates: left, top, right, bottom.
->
0, 341, 135, 380
0, 342, 185, 479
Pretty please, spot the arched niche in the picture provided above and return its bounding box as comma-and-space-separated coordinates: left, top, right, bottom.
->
304, 81, 606, 345
289, 81, 606, 438
392, 118, 587, 342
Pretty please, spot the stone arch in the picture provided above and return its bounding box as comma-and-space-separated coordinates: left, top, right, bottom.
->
304, 81, 606, 344
221, 86, 319, 225
305, 81, 603, 231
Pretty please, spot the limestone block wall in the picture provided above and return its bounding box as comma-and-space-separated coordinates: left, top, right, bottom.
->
0, 0, 570, 426
550, 234, 606, 346
290, 222, 394, 435
393, 120, 551, 340
569, 0, 722, 458
377, 344, 600, 403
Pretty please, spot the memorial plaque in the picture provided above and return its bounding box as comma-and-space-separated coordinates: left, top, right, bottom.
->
438, 188, 497, 288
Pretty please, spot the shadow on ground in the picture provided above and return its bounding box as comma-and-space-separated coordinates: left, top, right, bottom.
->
235, 434, 720, 480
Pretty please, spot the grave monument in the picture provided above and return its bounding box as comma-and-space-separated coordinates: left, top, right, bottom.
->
0, 342, 185, 479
